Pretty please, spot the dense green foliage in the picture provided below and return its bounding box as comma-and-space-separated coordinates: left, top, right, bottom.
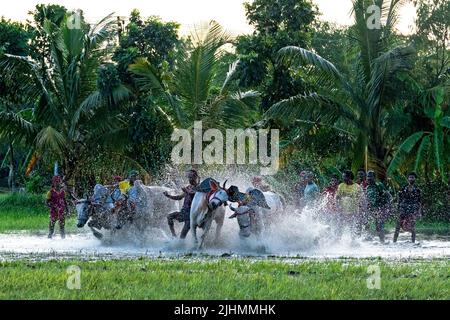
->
0, 1, 448, 219
236, 0, 317, 110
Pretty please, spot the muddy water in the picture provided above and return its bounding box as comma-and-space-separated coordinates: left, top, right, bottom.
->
0, 214, 449, 261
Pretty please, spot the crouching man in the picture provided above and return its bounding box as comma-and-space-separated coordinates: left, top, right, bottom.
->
229, 187, 270, 239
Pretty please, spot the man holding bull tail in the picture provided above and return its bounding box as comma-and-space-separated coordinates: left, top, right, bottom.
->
164, 169, 200, 239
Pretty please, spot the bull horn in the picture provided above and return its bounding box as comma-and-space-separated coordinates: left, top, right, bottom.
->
222, 179, 228, 189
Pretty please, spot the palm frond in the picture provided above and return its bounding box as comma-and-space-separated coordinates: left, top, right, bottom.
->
88, 12, 117, 50
0, 111, 36, 141
174, 21, 231, 119
70, 91, 103, 137
130, 57, 184, 125
278, 46, 344, 82
440, 116, 450, 129
35, 126, 67, 156
367, 46, 414, 120
129, 58, 166, 92
0, 54, 51, 103
277, 46, 361, 105
265, 92, 359, 128
220, 60, 240, 95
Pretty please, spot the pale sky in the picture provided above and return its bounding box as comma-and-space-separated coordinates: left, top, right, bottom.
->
0, 0, 417, 35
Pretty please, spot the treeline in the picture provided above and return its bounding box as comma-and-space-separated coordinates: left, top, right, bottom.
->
0, 0, 448, 205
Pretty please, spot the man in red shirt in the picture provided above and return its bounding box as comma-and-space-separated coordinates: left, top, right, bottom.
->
46, 176, 67, 239
323, 174, 339, 213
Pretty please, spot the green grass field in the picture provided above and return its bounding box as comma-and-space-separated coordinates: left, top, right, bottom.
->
0, 192, 448, 300
0, 193, 76, 233
0, 258, 448, 299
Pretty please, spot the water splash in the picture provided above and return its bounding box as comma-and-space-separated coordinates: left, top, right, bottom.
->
1, 168, 449, 261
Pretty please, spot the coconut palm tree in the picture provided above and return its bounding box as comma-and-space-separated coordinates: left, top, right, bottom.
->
0, 12, 130, 184
129, 20, 261, 130
264, 0, 414, 179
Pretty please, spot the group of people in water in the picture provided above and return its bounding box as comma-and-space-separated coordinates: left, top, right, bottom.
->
45, 167, 423, 244
295, 169, 422, 243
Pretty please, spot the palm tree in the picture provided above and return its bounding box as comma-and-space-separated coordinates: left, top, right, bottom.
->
0, 12, 130, 185
264, 0, 414, 179
129, 20, 261, 130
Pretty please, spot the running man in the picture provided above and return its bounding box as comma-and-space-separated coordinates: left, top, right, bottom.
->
366, 170, 392, 243
393, 172, 422, 243
336, 170, 364, 238
164, 169, 200, 239
303, 171, 320, 207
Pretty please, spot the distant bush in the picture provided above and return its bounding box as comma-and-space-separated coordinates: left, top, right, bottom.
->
421, 180, 449, 222
25, 174, 49, 194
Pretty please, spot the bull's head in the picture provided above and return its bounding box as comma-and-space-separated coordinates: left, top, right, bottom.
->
75, 198, 91, 228
207, 179, 229, 211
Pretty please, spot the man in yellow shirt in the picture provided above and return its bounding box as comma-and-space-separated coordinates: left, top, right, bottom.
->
336, 170, 364, 238
118, 170, 138, 195
114, 170, 139, 229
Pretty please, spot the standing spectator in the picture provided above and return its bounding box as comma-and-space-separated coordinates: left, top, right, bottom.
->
446, 177, 450, 213
356, 168, 370, 233
393, 172, 422, 243
46, 176, 67, 239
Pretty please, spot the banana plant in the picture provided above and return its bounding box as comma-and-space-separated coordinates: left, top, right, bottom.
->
388, 86, 449, 181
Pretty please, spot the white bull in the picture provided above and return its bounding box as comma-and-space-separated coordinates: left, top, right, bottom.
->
190, 179, 228, 249
133, 180, 180, 231
247, 189, 285, 227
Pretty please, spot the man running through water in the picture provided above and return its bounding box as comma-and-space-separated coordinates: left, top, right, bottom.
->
336, 170, 364, 238
323, 174, 340, 220
164, 169, 200, 239
303, 171, 320, 207
366, 170, 392, 243
294, 170, 308, 208
356, 168, 368, 189
393, 172, 422, 243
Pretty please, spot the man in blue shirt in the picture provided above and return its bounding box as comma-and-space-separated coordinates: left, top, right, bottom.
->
303, 171, 319, 207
